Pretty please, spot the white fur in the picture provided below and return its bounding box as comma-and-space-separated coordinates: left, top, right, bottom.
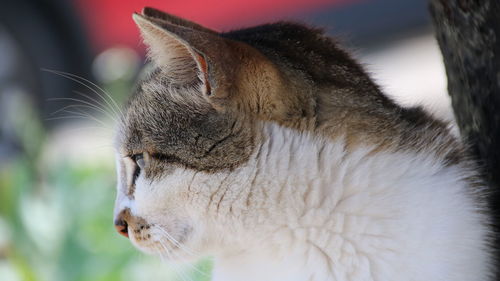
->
115, 122, 492, 281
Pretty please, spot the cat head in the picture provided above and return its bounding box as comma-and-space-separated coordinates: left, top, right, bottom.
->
113, 8, 269, 259
112, 7, 382, 260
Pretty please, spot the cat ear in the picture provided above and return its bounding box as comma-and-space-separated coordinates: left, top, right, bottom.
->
133, 12, 234, 99
133, 13, 204, 86
141, 7, 217, 35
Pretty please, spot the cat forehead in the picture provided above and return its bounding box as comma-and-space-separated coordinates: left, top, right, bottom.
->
119, 84, 208, 149
116, 77, 255, 172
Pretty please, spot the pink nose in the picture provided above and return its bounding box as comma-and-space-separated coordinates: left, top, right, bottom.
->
114, 221, 129, 238
114, 210, 129, 238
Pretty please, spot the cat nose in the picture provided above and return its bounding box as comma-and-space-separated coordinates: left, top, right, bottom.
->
114, 209, 130, 238
115, 219, 129, 238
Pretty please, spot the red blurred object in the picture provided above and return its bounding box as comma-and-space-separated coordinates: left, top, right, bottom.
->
74, 0, 354, 53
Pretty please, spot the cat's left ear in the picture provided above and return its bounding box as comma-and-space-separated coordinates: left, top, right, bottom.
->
133, 12, 239, 101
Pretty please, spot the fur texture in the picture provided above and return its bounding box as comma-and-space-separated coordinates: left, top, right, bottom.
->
113, 7, 495, 281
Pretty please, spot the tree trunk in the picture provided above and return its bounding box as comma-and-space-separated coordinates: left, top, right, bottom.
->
429, 0, 500, 278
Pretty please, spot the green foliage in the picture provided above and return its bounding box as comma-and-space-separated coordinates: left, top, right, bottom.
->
0, 151, 212, 281
0, 78, 212, 281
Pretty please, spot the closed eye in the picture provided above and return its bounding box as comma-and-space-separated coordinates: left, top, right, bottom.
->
131, 153, 144, 184
126, 152, 179, 186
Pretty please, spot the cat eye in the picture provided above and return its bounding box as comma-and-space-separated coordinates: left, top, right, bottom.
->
133, 153, 145, 170
130, 153, 146, 185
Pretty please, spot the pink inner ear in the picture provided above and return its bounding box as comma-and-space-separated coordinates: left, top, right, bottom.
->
197, 54, 212, 96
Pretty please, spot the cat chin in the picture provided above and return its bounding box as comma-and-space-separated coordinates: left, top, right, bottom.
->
130, 238, 185, 257
129, 224, 201, 260
131, 242, 164, 255
132, 238, 201, 264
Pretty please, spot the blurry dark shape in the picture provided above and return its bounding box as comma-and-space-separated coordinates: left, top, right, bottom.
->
304, 0, 432, 47
0, 0, 94, 157
0, 26, 32, 158
429, 0, 500, 278
0, 0, 94, 118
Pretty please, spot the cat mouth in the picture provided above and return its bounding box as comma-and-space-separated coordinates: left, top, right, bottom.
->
131, 225, 195, 259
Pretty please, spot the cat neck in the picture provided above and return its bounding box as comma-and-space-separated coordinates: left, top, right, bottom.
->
205, 121, 485, 281
209, 122, 346, 281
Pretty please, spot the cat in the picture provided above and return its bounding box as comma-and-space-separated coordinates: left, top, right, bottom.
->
112, 7, 495, 281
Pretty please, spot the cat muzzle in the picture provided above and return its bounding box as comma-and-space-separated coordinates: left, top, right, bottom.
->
114, 210, 130, 238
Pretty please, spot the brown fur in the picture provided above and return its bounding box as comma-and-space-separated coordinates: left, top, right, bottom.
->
118, 72, 255, 176
111, 10, 493, 277
118, 8, 465, 181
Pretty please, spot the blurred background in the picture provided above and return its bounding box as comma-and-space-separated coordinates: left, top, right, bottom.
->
0, 0, 452, 280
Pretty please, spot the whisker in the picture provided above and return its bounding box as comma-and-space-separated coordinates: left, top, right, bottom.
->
158, 241, 194, 281
57, 109, 111, 129
154, 246, 182, 281
56, 126, 113, 139
176, 254, 211, 277
156, 227, 199, 257
49, 102, 116, 122
73, 90, 119, 120
41, 68, 122, 118
45, 115, 108, 128
183, 260, 210, 278
60, 69, 123, 115
50, 89, 118, 117
154, 228, 210, 278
